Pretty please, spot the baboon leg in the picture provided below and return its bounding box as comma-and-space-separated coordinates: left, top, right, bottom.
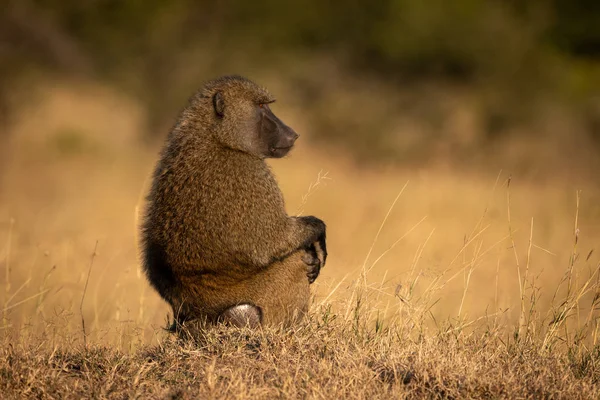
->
232, 250, 311, 327
181, 250, 312, 329
220, 304, 263, 328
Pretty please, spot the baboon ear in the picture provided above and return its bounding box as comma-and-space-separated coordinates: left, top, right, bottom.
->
213, 92, 225, 117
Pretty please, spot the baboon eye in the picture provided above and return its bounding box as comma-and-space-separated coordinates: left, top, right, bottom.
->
259, 104, 264, 108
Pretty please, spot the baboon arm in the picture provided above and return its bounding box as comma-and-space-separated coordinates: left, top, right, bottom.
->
225, 215, 327, 273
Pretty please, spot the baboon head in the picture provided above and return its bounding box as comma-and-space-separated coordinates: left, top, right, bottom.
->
198, 75, 299, 159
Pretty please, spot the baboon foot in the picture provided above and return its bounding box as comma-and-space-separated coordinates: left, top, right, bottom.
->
220, 304, 263, 328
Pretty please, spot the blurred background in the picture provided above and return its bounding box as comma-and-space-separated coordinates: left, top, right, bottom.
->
1, 0, 599, 346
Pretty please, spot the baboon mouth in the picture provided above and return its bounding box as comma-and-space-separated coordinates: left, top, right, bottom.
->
269, 146, 294, 158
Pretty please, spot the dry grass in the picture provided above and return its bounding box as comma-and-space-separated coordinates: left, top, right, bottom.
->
1, 81, 599, 398
1, 318, 599, 399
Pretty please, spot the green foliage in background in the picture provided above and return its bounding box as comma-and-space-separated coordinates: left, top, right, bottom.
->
1, 0, 599, 161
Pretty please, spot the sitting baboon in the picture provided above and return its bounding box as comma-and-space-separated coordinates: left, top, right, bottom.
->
141, 75, 327, 329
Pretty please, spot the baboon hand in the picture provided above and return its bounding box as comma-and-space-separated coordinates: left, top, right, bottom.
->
297, 216, 327, 258
295, 215, 327, 283
302, 242, 326, 284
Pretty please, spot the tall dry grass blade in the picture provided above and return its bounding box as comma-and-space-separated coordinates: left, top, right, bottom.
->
80, 241, 99, 348
466, 170, 503, 242
35, 265, 57, 315
562, 190, 581, 345
296, 170, 331, 216
361, 181, 409, 280
495, 250, 501, 324
4, 277, 31, 308
4, 218, 14, 294
2, 289, 50, 313
367, 215, 427, 274
458, 240, 484, 318
505, 175, 524, 338
446, 225, 491, 269
406, 228, 436, 300
585, 261, 600, 332
519, 217, 534, 339
543, 262, 600, 350
532, 244, 556, 256
436, 227, 500, 287
316, 273, 348, 308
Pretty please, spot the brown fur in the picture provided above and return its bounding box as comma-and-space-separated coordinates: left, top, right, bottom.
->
141, 75, 326, 329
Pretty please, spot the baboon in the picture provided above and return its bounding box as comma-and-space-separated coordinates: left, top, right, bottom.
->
141, 75, 327, 330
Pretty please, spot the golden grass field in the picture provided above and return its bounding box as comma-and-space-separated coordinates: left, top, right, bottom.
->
0, 81, 599, 398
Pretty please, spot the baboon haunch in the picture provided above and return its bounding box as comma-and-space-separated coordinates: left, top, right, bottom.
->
141, 75, 327, 329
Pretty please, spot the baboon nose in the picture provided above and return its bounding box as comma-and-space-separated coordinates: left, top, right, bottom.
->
285, 126, 299, 144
